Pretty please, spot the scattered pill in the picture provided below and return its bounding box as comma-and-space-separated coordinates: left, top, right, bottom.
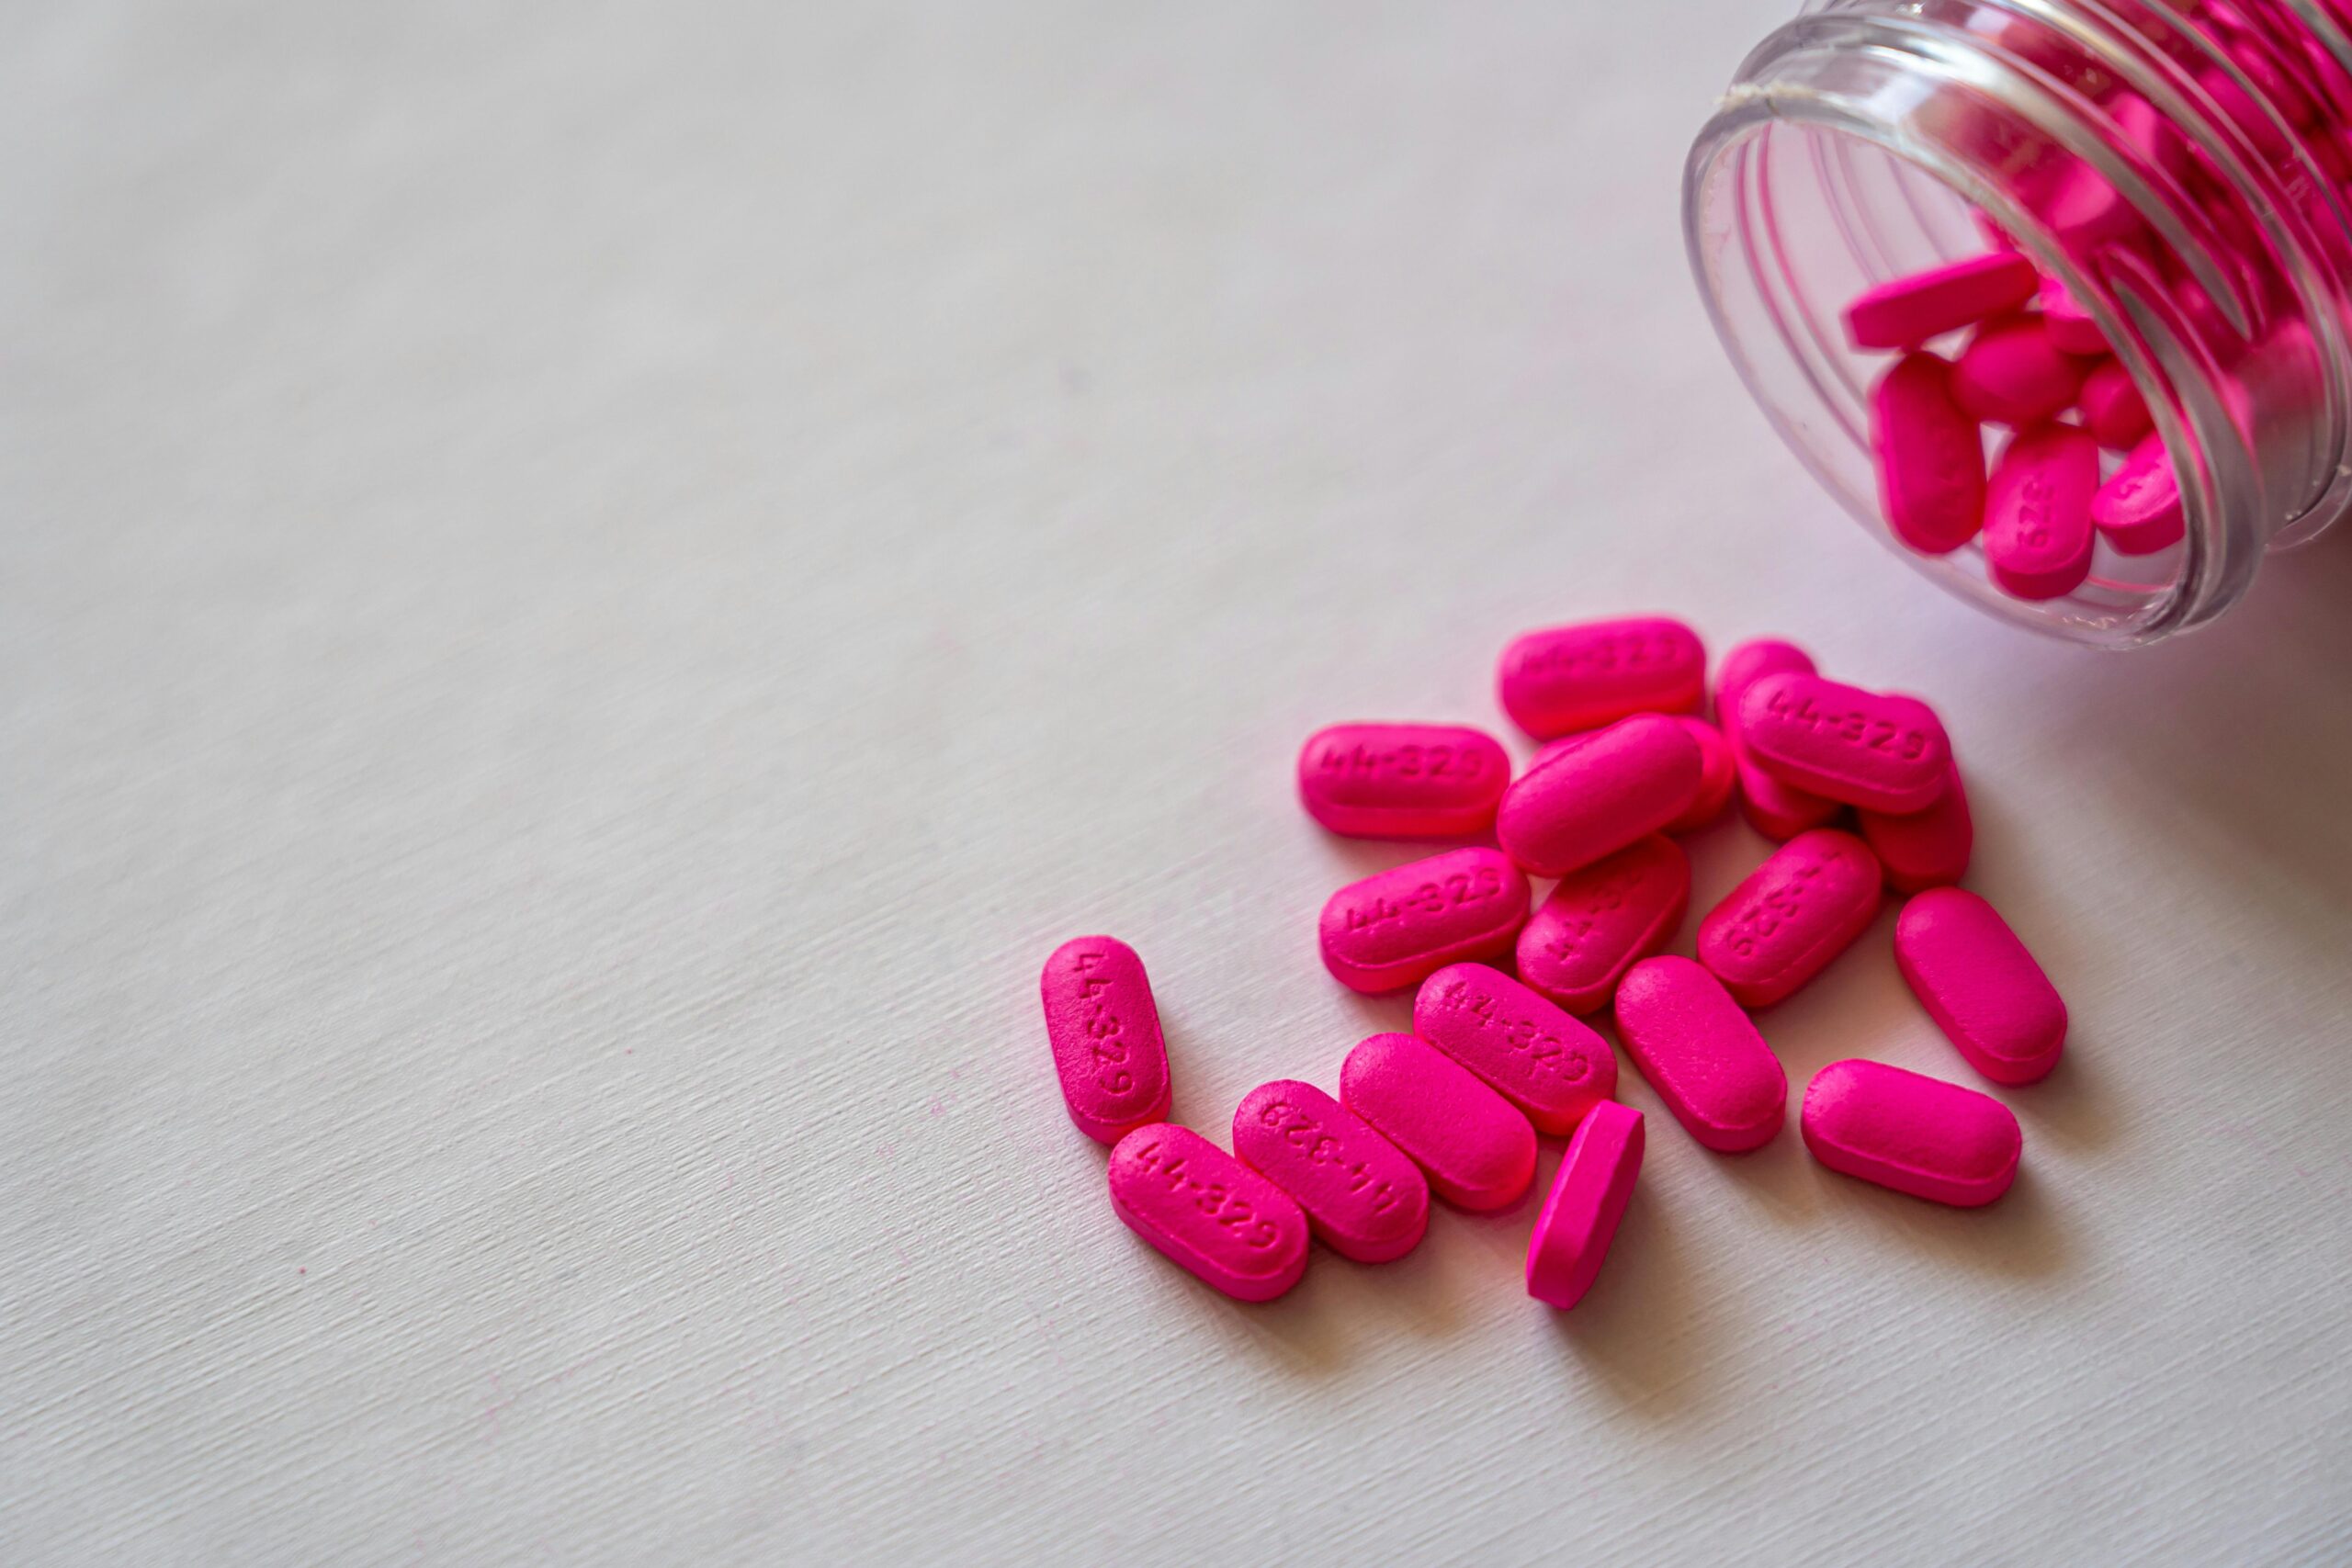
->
1611, 956, 1787, 1152
1340, 1032, 1537, 1211
1496, 616, 1706, 739
1296, 722, 1511, 840
1713, 637, 1815, 716
2092, 434, 2186, 554
1715, 639, 1841, 840
1496, 714, 1703, 877
1857, 760, 1973, 893
1525, 1101, 1644, 1310
1413, 962, 1618, 1134
2079, 359, 2153, 448
1801, 1060, 2021, 1207
1039, 936, 1174, 1144
1844, 253, 2040, 349
1871, 352, 1989, 555
1951, 315, 2089, 425
1233, 1081, 1430, 1264
1513, 833, 1690, 1013
1697, 828, 1883, 1009
1984, 423, 2099, 601
1108, 1124, 1311, 1300
1317, 846, 1528, 994
1894, 887, 2068, 1085
1663, 716, 1736, 832
1736, 674, 1951, 813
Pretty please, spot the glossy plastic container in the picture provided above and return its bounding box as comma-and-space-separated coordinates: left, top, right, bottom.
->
1687, 0, 2352, 645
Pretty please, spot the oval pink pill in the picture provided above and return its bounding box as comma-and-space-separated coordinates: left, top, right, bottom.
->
2092, 434, 2185, 555
1513, 833, 1689, 1014
1802, 1060, 2020, 1207
1232, 1081, 1430, 1264
1984, 423, 2098, 602
1663, 716, 1735, 833
1844, 252, 2039, 349
1317, 846, 1528, 994
1951, 315, 2088, 425
1525, 1101, 1643, 1310
1696, 828, 1883, 1009
1039, 936, 1173, 1144
1737, 674, 1951, 814
1340, 1032, 1537, 1212
1496, 616, 1705, 739
1894, 887, 2067, 1086
1296, 722, 1510, 840
1714, 639, 1839, 840
1871, 351, 1987, 556
1108, 1125, 1310, 1301
2079, 358, 2152, 449
1713, 637, 1815, 716
1858, 760, 1973, 894
1496, 714, 1703, 878
1611, 956, 1786, 1153
1413, 962, 1618, 1135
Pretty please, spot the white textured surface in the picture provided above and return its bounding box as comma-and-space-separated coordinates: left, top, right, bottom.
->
5, 5, 2350, 1563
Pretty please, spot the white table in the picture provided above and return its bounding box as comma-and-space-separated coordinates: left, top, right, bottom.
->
6, 5, 2348, 1562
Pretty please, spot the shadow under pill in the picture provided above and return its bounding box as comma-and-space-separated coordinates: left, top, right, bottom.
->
1549, 1182, 1713, 1421
1810, 1159, 2071, 1281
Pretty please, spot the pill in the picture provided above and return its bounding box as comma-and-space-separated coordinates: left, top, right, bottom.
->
2037, 275, 2109, 356
1232, 1081, 1430, 1264
1871, 351, 1988, 555
1514, 833, 1690, 1013
1736, 674, 1951, 813
1984, 423, 2099, 601
2078, 359, 2152, 448
1413, 962, 1618, 1134
1950, 315, 2088, 425
1663, 716, 1735, 833
1894, 887, 2067, 1085
1713, 637, 1815, 719
1844, 253, 2040, 349
1039, 936, 1174, 1145
1496, 714, 1703, 877
1611, 956, 1787, 1153
1317, 846, 1528, 994
1107, 1124, 1311, 1301
1857, 760, 1973, 893
1537, 715, 1729, 838
1495, 616, 1705, 739
1801, 1060, 2021, 1207
1295, 722, 1510, 840
1715, 639, 1841, 840
1696, 828, 1883, 1009
2092, 434, 2185, 554
1524, 1101, 1644, 1310
2039, 163, 2141, 249
1340, 1032, 1537, 1211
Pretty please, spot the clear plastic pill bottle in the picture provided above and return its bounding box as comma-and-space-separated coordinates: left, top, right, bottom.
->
1685, 0, 2352, 645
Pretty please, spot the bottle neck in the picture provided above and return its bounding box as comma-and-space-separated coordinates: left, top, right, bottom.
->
1686, 0, 2352, 645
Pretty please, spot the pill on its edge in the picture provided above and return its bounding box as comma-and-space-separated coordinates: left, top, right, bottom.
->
1525, 1101, 1645, 1310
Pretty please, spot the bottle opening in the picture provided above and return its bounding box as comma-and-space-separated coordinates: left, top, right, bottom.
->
1686, 114, 2202, 646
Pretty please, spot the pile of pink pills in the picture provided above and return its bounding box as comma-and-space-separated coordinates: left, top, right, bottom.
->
1859, 252, 2184, 602
1043, 615, 2066, 1307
